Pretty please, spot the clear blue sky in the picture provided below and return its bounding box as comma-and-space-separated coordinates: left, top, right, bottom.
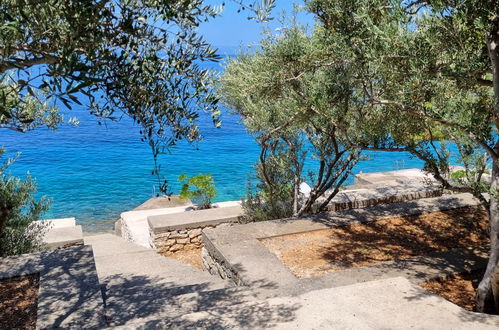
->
199, 1, 314, 53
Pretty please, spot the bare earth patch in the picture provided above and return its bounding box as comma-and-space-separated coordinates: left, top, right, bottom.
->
161, 247, 203, 270
260, 207, 488, 278
421, 270, 483, 312
0, 273, 39, 330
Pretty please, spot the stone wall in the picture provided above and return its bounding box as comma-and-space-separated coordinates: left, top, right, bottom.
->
201, 247, 241, 284
150, 223, 232, 253
326, 184, 443, 212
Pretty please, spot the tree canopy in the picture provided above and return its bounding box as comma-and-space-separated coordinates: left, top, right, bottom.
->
0, 0, 226, 193
305, 0, 499, 312
221, 0, 499, 312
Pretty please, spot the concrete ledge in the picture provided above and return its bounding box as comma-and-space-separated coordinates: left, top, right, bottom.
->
42, 217, 76, 228
354, 168, 436, 185
0, 246, 106, 329
43, 225, 84, 248
120, 200, 241, 248
148, 205, 243, 234
327, 183, 442, 211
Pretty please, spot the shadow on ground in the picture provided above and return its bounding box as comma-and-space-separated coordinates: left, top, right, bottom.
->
103, 271, 300, 328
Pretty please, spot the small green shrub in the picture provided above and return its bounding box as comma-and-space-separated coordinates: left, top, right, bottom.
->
0, 150, 50, 257
178, 174, 217, 209
450, 169, 490, 180
241, 180, 294, 223
241, 150, 295, 223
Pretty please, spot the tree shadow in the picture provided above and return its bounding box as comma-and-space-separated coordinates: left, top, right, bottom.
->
102, 272, 300, 328
308, 199, 488, 274
28, 246, 106, 328
401, 283, 499, 327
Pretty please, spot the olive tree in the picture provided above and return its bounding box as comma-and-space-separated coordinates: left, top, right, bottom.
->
305, 0, 499, 312
219, 25, 363, 219
0, 0, 225, 193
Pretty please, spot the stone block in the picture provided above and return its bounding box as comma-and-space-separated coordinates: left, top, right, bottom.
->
191, 236, 202, 243
163, 238, 176, 246
169, 244, 183, 252
170, 231, 189, 238
189, 228, 203, 237
176, 238, 190, 244
156, 232, 170, 239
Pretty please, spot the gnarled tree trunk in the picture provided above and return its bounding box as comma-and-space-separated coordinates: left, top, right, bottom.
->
477, 17, 499, 313
476, 161, 499, 313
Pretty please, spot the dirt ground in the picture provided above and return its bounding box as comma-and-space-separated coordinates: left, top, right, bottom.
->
161, 247, 203, 270
0, 273, 39, 330
421, 270, 483, 312
260, 207, 489, 278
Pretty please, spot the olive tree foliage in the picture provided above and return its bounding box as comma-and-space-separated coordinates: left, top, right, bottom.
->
0, 150, 50, 257
304, 0, 499, 312
0, 0, 226, 194
219, 25, 364, 221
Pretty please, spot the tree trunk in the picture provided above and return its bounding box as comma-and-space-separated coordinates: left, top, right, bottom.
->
476, 161, 499, 313
477, 17, 499, 313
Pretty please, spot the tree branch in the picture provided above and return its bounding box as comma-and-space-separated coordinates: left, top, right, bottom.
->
0, 55, 59, 73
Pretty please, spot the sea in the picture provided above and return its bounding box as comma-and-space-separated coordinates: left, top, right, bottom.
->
0, 59, 426, 232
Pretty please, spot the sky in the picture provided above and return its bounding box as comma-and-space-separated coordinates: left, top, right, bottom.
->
199, 1, 315, 53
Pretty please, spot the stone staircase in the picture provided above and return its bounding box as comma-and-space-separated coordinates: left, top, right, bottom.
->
83, 234, 235, 327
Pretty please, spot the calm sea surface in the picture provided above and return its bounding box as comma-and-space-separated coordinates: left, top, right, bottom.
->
0, 60, 427, 231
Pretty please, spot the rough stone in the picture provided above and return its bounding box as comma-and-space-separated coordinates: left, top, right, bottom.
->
169, 244, 183, 252
170, 232, 189, 239
190, 236, 202, 243
176, 238, 190, 244
163, 238, 176, 246
133, 195, 192, 211
188, 228, 203, 237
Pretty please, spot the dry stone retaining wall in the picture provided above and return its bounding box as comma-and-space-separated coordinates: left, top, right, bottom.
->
150, 223, 232, 253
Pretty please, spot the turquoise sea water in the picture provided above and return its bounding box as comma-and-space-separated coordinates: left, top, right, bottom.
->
0, 60, 427, 231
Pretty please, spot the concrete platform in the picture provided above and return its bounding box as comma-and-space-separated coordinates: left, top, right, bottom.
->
120, 200, 241, 248
43, 225, 84, 248
203, 193, 482, 289
114, 277, 499, 329
41, 217, 84, 248
326, 183, 442, 211
149, 205, 243, 234
354, 168, 436, 185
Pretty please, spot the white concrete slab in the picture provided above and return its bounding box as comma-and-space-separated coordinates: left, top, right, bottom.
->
41, 217, 76, 228
43, 225, 84, 248
120, 200, 242, 248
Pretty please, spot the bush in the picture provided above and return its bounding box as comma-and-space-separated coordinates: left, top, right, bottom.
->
0, 150, 50, 257
178, 173, 217, 209
240, 151, 296, 223
241, 181, 294, 223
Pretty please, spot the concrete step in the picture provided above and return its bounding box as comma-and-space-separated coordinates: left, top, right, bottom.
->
84, 234, 228, 284
83, 234, 232, 326
0, 246, 107, 328
325, 182, 442, 211
41, 217, 85, 248
106, 285, 254, 327
113, 277, 499, 329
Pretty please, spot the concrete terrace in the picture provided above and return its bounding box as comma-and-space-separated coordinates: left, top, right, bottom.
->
3, 169, 499, 328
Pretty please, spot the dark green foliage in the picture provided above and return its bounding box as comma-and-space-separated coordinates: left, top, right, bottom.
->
219, 24, 362, 220
0, 150, 50, 257
1, 0, 223, 194
241, 148, 296, 223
